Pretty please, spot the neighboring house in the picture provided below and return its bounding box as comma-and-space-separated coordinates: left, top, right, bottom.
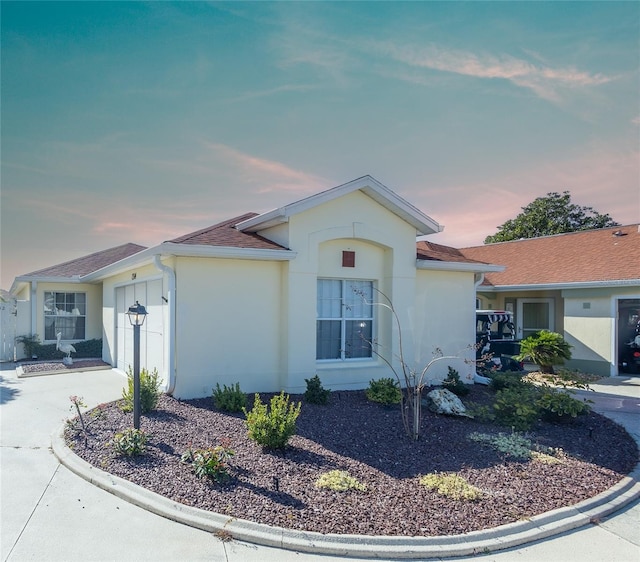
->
10, 243, 147, 359
454, 225, 640, 377
9, 176, 498, 398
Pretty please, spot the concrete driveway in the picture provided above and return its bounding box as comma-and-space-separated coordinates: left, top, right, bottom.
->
1, 365, 638, 562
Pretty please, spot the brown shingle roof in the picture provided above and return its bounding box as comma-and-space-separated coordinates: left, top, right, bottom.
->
459, 224, 640, 287
167, 213, 288, 250
23, 243, 147, 279
416, 240, 488, 264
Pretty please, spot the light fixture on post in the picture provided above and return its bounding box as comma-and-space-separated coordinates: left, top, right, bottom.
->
126, 301, 147, 429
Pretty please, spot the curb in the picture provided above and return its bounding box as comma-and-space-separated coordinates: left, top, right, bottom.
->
51, 428, 640, 559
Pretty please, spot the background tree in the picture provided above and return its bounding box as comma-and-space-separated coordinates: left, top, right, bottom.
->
484, 191, 618, 244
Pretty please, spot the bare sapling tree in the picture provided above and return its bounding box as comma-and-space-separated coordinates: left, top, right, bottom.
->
353, 287, 472, 441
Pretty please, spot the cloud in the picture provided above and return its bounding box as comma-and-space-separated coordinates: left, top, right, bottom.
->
203, 142, 328, 194
370, 42, 613, 103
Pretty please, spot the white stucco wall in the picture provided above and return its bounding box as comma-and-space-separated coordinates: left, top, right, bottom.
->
172, 257, 284, 398
415, 269, 476, 384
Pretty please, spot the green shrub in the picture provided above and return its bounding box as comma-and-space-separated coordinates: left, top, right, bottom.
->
515, 330, 572, 374
212, 382, 246, 412
110, 428, 148, 456
535, 388, 591, 422
365, 377, 402, 406
17, 335, 103, 360
419, 473, 482, 500
181, 444, 234, 482
304, 374, 330, 405
464, 402, 496, 423
243, 392, 302, 450
488, 371, 527, 391
120, 367, 162, 414
315, 470, 367, 492
443, 366, 470, 396
493, 384, 541, 431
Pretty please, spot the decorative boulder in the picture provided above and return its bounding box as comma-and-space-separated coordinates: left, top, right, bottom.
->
425, 388, 470, 417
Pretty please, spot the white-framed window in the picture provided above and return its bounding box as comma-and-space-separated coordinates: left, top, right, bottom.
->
316, 279, 373, 360
44, 292, 86, 341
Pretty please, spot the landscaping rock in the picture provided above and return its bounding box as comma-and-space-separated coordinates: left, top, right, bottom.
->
425, 388, 471, 417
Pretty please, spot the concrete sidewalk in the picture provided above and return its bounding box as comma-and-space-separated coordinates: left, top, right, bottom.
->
1, 365, 638, 561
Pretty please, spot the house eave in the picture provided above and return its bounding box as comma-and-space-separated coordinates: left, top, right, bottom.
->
478, 279, 640, 292
236, 176, 443, 236
82, 243, 297, 281
416, 261, 505, 273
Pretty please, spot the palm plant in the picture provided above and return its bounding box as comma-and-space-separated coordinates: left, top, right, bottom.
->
515, 330, 572, 374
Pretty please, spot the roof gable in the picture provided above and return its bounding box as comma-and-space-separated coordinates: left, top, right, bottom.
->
19, 243, 147, 280
235, 176, 443, 236
460, 224, 640, 287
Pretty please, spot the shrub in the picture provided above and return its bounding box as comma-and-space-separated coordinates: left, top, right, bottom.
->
315, 470, 367, 492
535, 388, 591, 422
365, 377, 402, 406
16, 334, 41, 358
488, 371, 527, 391
492, 384, 541, 431
419, 473, 482, 500
17, 336, 103, 360
110, 428, 148, 456
442, 366, 470, 396
243, 391, 302, 450
468, 431, 533, 460
464, 402, 496, 423
181, 443, 234, 482
120, 367, 162, 414
213, 382, 246, 412
304, 374, 331, 405
515, 330, 572, 374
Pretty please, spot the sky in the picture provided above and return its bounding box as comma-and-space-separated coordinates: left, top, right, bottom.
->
1, 1, 639, 290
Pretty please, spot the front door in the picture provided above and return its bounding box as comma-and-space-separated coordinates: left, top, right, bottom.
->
517, 298, 554, 340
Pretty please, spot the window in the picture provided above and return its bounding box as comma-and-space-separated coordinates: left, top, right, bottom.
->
316, 279, 373, 360
44, 292, 86, 340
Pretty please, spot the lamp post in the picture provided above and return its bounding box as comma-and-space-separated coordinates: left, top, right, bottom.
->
126, 301, 148, 429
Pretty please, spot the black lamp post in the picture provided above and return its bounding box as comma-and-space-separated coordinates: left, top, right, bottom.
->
126, 301, 148, 429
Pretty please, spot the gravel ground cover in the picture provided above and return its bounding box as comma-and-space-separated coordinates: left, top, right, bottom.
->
19, 360, 110, 374
65, 386, 638, 537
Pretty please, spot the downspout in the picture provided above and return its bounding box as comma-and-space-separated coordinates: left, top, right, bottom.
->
30, 281, 37, 342
473, 273, 491, 385
154, 255, 177, 394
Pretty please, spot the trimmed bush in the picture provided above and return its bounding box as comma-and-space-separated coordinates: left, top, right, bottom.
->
365, 377, 402, 406
120, 367, 162, 414
243, 392, 302, 450
213, 382, 246, 412
304, 374, 330, 405
536, 388, 591, 422
17, 336, 103, 360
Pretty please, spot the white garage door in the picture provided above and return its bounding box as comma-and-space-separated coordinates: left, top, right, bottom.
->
115, 280, 165, 382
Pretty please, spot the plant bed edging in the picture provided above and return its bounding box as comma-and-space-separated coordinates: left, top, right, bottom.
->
51, 426, 640, 559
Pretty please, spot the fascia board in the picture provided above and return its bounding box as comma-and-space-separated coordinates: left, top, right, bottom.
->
417, 261, 505, 273
478, 279, 640, 292
237, 176, 443, 236
158, 242, 296, 261
13, 275, 83, 285
82, 243, 296, 282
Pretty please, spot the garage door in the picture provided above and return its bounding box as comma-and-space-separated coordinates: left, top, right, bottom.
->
115, 280, 165, 381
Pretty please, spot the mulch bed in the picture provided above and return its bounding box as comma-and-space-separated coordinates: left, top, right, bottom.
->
18, 359, 110, 374
65, 386, 639, 537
